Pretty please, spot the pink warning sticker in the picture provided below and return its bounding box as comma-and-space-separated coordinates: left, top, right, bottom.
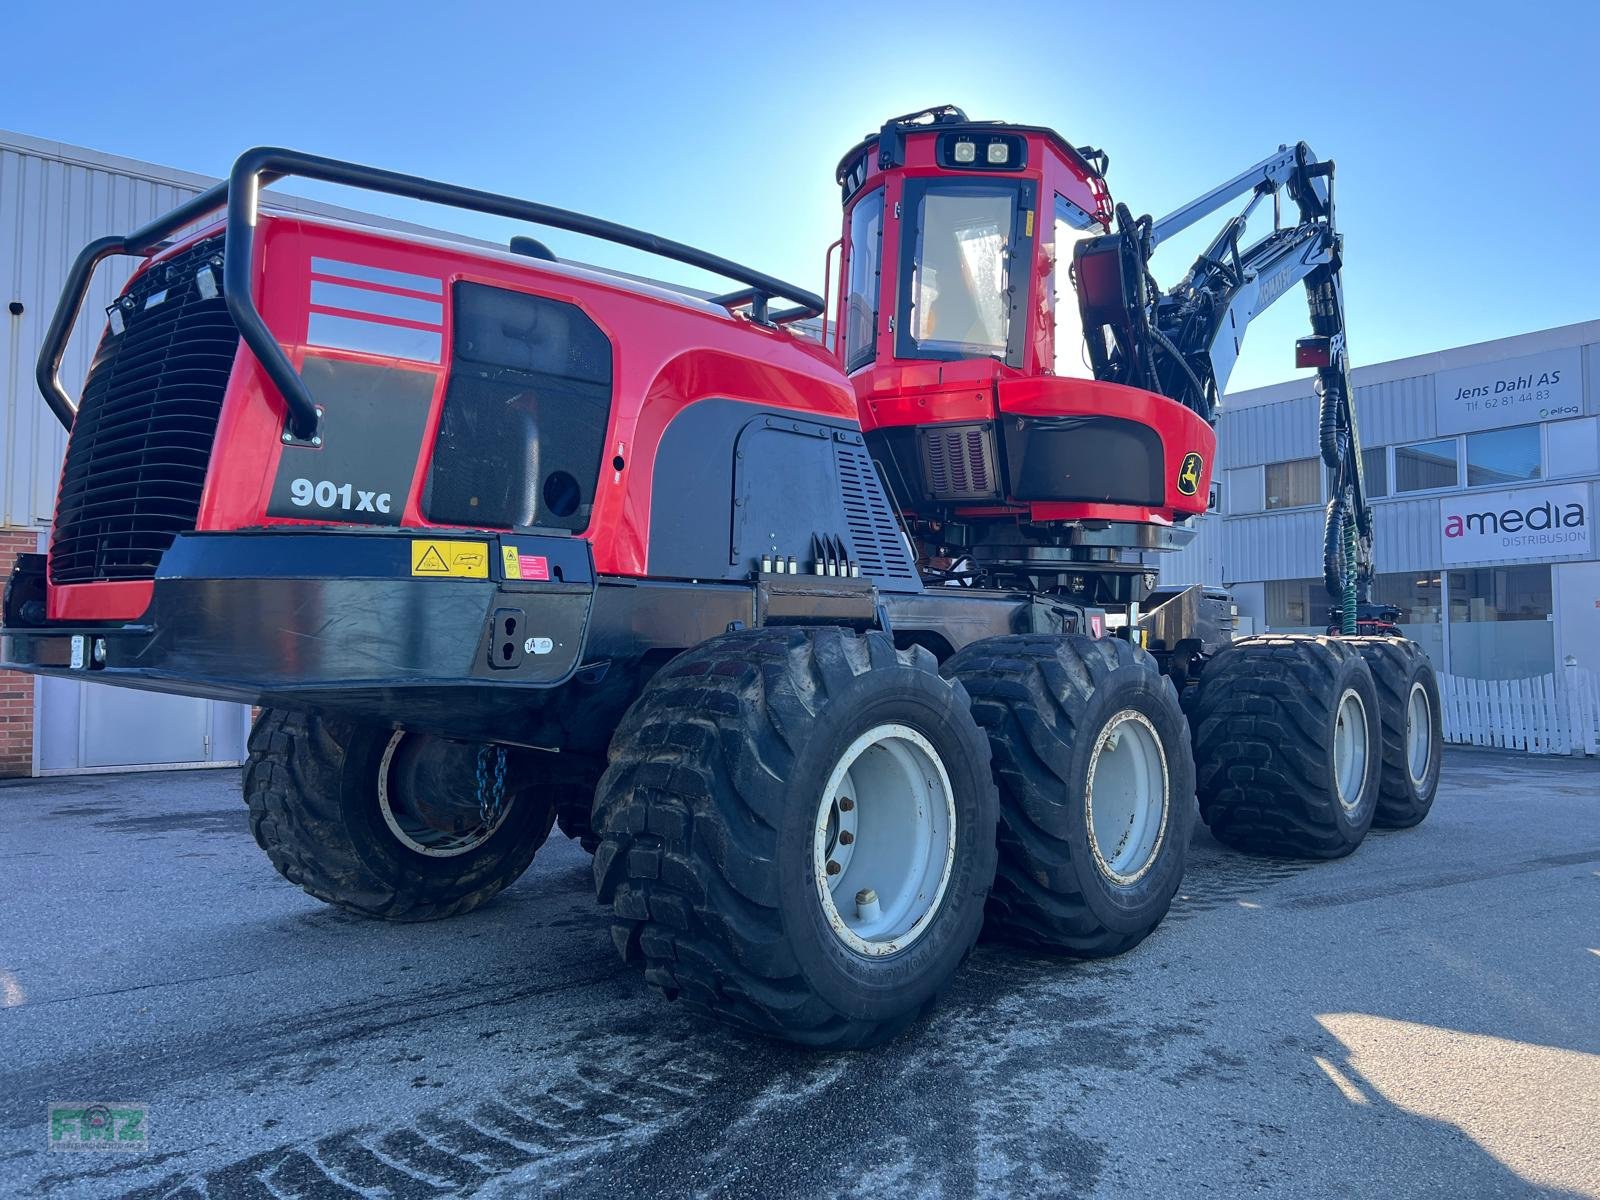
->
518, 555, 549, 581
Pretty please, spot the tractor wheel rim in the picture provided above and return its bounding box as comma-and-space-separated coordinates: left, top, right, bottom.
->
1085, 710, 1169, 885
813, 723, 956, 958
1405, 681, 1432, 787
377, 731, 512, 858
1333, 689, 1370, 813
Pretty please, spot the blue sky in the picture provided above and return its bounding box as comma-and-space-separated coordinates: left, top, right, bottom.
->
7, 0, 1597, 392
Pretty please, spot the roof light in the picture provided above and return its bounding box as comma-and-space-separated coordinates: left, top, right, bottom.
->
986, 142, 1010, 165
953, 140, 976, 164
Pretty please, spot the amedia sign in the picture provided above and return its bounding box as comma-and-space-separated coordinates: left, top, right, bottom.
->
1439, 482, 1591, 565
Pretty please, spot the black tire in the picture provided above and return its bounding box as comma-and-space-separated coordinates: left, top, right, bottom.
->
592, 627, 998, 1049
943, 635, 1195, 957
1192, 635, 1381, 859
244, 710, 555, 921
1344, 637, 1443, 828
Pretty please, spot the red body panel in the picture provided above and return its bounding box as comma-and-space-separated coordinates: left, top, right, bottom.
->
997, 376, 1215, 520
49, 215, 854, 619
49, 120, 1208, 623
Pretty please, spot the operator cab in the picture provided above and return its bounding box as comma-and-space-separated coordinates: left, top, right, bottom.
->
833, 106, 1217, 605
836, 105, 1111, 386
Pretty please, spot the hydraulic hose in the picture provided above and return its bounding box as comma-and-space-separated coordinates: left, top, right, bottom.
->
1317, 376, 1344, 469
1323, 495, 1348, 602
1343, 517, 1358, 635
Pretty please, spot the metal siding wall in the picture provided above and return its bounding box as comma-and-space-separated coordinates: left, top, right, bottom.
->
1, 147, 202, 528
1217, 394, 1320, 470
1586, 342, 1600, 416
1355, 373, 1434, 446
1157, 515, 1223, 587
1370, 498, 1440, 574
1221, 507, 1324, 583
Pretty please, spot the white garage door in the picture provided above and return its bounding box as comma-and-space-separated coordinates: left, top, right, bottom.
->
36, 675, 249, 774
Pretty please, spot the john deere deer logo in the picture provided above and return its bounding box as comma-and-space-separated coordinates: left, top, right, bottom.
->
1177, 452, 1204, 496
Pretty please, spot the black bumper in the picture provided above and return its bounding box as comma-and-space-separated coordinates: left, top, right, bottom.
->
3, 531, 596, 745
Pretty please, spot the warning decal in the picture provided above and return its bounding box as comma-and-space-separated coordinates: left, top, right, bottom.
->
500, 547, 551, 582
410, 540, 489, 578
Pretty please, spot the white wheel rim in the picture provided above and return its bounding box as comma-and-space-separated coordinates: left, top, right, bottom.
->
1405, 681, 1432, 788
1333, 689, 1370, 814
813, 723, 956, 958
1085, 710, 1169, 885
377, 731, 512, 858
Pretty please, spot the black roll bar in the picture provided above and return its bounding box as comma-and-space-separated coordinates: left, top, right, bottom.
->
38, 147, 828, 440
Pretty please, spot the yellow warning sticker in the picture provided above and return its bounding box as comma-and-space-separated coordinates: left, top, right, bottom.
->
410, 540, 489, 579
501, 546, 521, 578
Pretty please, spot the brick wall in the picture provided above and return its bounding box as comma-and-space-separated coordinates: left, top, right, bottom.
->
0, 529, 40, 777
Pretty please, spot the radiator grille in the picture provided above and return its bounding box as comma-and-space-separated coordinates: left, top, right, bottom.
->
835, 442, 917, 583
919, 424, 999, 502
50, 236, 236, 585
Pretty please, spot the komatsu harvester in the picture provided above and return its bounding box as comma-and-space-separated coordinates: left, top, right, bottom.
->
7, 107, 1442, 1045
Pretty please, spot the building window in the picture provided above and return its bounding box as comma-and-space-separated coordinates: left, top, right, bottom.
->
1395, 438, 1459, 492
1264, 457, 1321, 510
1265, 578, 1332, 631
1327, 445, 1388, 500
1446, 564, 1554, 680
1465, 424, 1541, 487
1362, 446, 1388, 498
1371, 570, 1443, 666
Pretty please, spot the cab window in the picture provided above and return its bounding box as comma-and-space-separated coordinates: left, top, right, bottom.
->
904, 184, 1015, 358
843, 188, 884, 372
1052, 195, 1099, 379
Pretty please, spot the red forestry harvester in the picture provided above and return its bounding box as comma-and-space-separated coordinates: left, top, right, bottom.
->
6, 107, 1441, 1046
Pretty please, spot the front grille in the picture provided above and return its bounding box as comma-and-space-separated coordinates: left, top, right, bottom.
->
50, 236, 237, 585
919, 423, 999, 502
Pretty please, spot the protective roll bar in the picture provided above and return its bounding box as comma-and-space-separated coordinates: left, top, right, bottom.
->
38, 147, 828, 440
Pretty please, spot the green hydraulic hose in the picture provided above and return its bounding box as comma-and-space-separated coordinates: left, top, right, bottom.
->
1342, 515, 1358, 636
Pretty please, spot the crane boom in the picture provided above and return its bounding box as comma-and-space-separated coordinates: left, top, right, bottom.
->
1072, 142, 1372, 620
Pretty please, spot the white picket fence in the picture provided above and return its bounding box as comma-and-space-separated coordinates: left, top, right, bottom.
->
1438, 666, 1600, 756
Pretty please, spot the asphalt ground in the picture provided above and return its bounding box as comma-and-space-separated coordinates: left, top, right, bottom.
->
1, 748, 1596, 1199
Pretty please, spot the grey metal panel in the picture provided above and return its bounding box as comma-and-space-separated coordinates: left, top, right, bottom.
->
1157, 515, 1222, 587
1355, 372, 1434, 447
1369, 497, 1442, 574
1217, 393, 1318, 470
1586, 341, 1600, 417
1217, 373, 1433, 472
0, 146, 202, 529
81, 685, 209, 768
1220, 508, 1324, 583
